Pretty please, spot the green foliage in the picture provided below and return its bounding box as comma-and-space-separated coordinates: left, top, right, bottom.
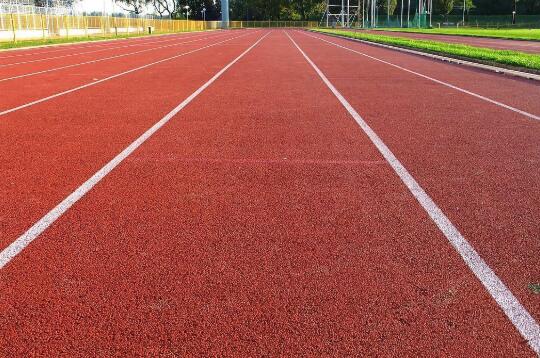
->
113, 0, 540, 20
380, 0, 398, 15
435, 0, 454, 15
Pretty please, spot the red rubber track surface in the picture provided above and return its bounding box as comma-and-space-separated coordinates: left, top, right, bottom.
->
0, 30, 260, 247
0, 29, 538, 355
291, 28, 540, 328
0, 31, 253, 110
0, 31, 212, 63
366, 29, 540, 54
0, 31, 227, 71
316, 30, 540, 118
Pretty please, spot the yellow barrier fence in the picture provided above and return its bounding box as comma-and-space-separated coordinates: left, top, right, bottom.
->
0, 14, 317, 43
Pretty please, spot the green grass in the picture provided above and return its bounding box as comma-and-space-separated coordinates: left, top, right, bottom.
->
375, 28, 540, 41
0, 31, 200, 51
314, 29, 540, 72
528, 284, 540, 295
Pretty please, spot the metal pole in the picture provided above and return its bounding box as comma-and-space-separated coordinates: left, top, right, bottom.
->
374, 0, 377, 28
221, 0, 229, 29
462, 0, 465, 25
372, 0, 375, 28
418, 0, 421, 28
407, 0, 410, 27
341, 0, 345, 26
370, 0, 373, 28
429, 0, 432, 27
387, 0, 390, 24
326, 2, 329, 28
10, 12, 16, 42
347, 0, 350, 27
362, 0, 365, 27
401, 0, 403, 27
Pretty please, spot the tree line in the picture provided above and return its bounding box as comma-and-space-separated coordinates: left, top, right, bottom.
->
32, 1, 540, 20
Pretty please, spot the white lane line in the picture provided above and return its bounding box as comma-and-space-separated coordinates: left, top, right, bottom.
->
0, 31, 271, 270
301, 31, 540, 122
0, 32, 231, 83
0, 30, 258, 118
0, 31, 205, 60
0, 31, 218, 67
285, 30, 540, 355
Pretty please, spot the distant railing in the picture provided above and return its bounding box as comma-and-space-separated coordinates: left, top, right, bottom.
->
0, 13, 224, 42
230, 21, 318, 28
432, 15, 540, 29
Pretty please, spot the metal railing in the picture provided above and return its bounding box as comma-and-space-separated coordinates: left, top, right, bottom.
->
0, 13, 224, 42
0, 14, 318, 42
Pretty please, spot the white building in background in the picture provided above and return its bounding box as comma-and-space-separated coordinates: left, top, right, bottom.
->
0, 0, 75, 15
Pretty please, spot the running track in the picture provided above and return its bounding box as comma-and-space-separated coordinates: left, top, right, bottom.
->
1, 29, 539, 356
368, 29, 540, 54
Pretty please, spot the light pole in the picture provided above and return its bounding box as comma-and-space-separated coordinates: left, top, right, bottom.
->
202, 7, 206, 22
341, 0, 345, 27
418, 0, 421, 28
462, 0, 465, 25
429, 0, 432, 28
512, 0, 517, 25
184, 5, 190, 21
401, 0, 403, 27
407, 0, 410, 27
387, 0, 390, 25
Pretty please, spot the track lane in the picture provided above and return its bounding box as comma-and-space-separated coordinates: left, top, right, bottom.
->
0, 30, 534, 356
0, 31, 226, 76
367, 30, 540, 54
0, 30, 256, 112
0, 31, 230, 83
0, 30, 262, 250
304, 30, 540, 117
289, 30, 540, 332
0, 31, 214, 67
0, 31, 216, 63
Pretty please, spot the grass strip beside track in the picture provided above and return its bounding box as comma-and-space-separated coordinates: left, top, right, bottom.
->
0, 31, 210, 51
314, 29, 540, 73
374, 28, 540, 41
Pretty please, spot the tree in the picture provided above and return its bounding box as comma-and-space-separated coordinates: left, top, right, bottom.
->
115, 0, 150, 15
435, 0, 454, 15
517, 0, 540, 14
380, 0, 398, 15
153, 0, 178, 18
181, 0, 221, 20
286, 0, 325, 20
464, 0, 475, 14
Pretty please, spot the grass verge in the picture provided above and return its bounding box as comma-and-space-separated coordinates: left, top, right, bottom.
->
375, 28, 540, 41
314, 29, 540, 73
0, 31, 201, 51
